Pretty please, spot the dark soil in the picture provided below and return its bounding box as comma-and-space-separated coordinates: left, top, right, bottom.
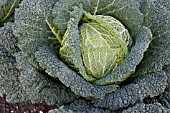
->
0, 96, 57, 113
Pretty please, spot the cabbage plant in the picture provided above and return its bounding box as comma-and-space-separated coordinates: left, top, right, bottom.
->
12, 0, 167, 99
0, 0, 170, 112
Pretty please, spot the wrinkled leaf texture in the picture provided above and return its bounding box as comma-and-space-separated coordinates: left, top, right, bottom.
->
0, 0, 169, 112
1, 0, 79, 105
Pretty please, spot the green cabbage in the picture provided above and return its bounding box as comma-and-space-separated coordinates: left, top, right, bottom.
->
60, 11, 132, 80
0, 0, 170, 112
52, 1, 151, 86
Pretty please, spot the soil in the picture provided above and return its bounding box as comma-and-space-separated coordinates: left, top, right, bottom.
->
0, 96, 57, 113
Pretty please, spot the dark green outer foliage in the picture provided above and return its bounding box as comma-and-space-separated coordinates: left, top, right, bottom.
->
0, 22, 78, 105
122, 103, 168, 113
16, 52, 78, 105
93, 72, 167, 110
1, 0, 79, 105
13, 0, 55, 66
48, 99, 112, 113
0, 0, 169, 112
0, 22, 25, 103
134, 0, 170, 76
48, 100, 170, 113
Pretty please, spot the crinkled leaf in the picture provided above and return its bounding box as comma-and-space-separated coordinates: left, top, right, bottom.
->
12, 0, 79, 105
145, 91, 170, 109
133, 0, 170, 76
13, 0, 58, 66
59, 6, 96, 82
0, 23, 26, 103
36, 46, 118, 99
52, 0, 143, 34
16, 52, 78, 105
48, 99, 112, 113
122, 103, 167, 113
93, 72, 167, 110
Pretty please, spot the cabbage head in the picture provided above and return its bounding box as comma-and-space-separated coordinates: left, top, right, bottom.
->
60, 12, 132, 81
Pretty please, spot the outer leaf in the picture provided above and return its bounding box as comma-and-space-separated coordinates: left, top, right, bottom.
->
93, 72, 167, 110
145, 91, 170, 109
0, 23, 26, 103
52, 0, 143, 34
138, 0, 170, 36
13, 0, 58, 66
132, 0, 170, 84
16, 52, 78, 105
132, 4, 170, 110
36, 46, 118, 99
122, 103, 168, 113
145, 64, 170, 109
0, 22, 18, 54
59, 6, 96, 82
12, 0, 79, 105
48, 99, 112, 113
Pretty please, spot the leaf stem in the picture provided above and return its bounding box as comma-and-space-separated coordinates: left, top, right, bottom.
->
0, 0, 18, 22
45, 16, 62, 43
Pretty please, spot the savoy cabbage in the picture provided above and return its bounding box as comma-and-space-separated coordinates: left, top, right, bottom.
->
0, 0, 170, 112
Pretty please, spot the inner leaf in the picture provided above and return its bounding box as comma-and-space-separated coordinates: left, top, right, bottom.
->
79, 12, 132, 79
